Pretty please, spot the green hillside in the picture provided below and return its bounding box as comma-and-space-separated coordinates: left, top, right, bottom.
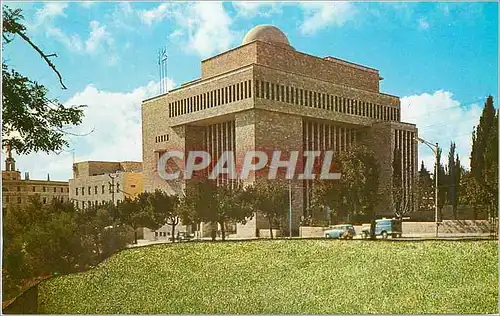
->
38, 240, 498, 314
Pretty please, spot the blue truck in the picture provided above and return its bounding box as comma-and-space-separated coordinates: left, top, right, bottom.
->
361, 218, 402, 239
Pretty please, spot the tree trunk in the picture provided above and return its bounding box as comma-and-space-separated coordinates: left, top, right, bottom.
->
220, 220, 226, 241
134, 229, 138, 244
211, 223, 217, 241
370, 219, 376, 240
268, 217, 274, 239
171, 223, 176, 242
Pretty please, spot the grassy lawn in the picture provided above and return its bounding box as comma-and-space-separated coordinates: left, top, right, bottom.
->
38, 240, 498, 314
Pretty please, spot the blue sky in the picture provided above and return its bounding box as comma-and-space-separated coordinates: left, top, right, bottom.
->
3, 1, 499, 180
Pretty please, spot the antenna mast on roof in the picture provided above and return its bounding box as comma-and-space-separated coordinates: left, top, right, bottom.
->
158, 47, 168, 95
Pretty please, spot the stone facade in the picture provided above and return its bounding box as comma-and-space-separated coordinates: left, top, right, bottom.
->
141, 25, 418, 238
1, 151, 69, 210
69, 161, 143, 209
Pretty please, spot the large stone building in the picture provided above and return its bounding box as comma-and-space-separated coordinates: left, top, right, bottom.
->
142, 25, 418, 237
2, 146, 69, 210
69, 161, 143, 209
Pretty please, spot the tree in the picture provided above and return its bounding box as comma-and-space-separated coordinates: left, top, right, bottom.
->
2, 197, 133, 301
118, 196, 154, 244
182, 180, 254, 241
460, 170, 485, 220
417, 161, 434, 213
435, 146, 447, 220
311, 145, 380, 238
2, 6, 85, 154
471, 96, 498, 218
246, 179, 288, 239
311, 155, 344, 225
146, 190, 180, 240
447, 142, 462, 219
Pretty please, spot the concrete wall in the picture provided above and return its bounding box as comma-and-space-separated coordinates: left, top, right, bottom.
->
403, 220, 494, 236
143, 224, 191, 241
299, 226, 326, 238
259, 229, 281, 238
299, 220, 495, 238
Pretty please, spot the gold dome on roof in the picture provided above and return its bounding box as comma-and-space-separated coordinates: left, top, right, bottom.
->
242, 25, 293, 49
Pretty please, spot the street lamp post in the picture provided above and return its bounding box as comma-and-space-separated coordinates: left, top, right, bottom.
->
289, 179, 292, 238
414, 137, 439, 238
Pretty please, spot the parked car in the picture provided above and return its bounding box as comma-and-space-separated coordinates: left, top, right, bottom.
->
361, 218, 402, 239
324, 224, 356, 239
177, 232, 194, 241
177, 231, 194, 242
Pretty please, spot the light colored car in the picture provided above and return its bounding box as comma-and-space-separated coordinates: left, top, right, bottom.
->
324, 224, 355, 239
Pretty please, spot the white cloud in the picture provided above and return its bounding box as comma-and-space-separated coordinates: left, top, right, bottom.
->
46, 26, 84, 52
232, 2, 282, 18
46, 20, 113, 56
182, 2, 235, 57
85, 20, 113, 54
418, 18, 430, 30
401, 90, 482, 171
138, 2, 236, 58
139, 3, 170, 26
33, 2, 68, 26
299, 2, 356, 35
14, 80, 176, 181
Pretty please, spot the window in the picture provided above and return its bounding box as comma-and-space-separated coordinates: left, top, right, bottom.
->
95, 186, 98, 194
17, 186, 20, 192
81, 187, 85, 196
17, 197, 21, 204
61, 188, 64, 193
131, 184, 136, 188
116, 183, 120, 193
76, 188, 79, 196
76, 201, 79, 208
54, 187, 57, 193
82, 201, 86, 209
43, 197, 47, 204
32, 186, 35, 192
88, 186, 91, 195
43, 187, 46, 192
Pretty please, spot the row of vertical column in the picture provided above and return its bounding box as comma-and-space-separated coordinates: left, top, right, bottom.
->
302, 120, 358, 216
254, 79, 400, 122
204, 120, 236, 187
394, 129, 416, 213
169, 80, 252, 118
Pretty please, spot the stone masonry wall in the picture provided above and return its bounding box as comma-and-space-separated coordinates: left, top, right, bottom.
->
255, 41, 380, 93
201, 43, 257, 79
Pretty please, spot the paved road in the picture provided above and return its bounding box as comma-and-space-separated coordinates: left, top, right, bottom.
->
129, 233, 496, 248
